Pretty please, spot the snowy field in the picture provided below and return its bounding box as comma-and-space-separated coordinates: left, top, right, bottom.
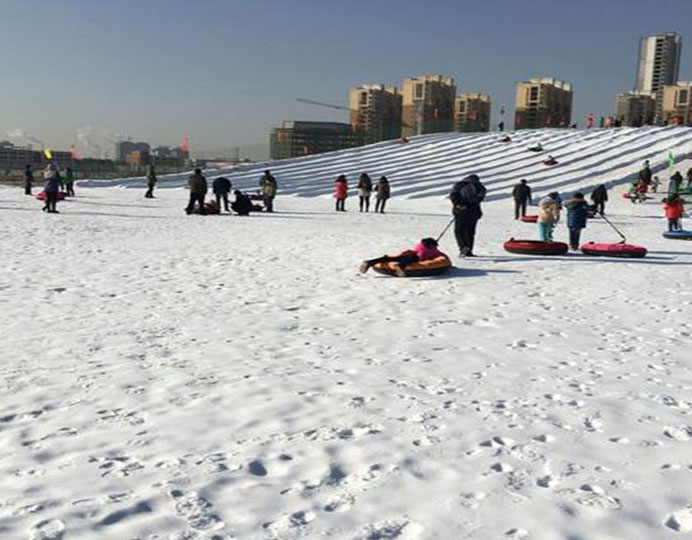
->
2, 128, 692, 540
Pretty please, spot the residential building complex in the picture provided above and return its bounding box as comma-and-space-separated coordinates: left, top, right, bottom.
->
401, 75, 456, 137
349, 84, 402, 144
636, 32, 682, 122
514, 78, 573, 129
270, 121, 361, 160
454, 93, 491, 132
661, 81, 692, 125
615, 91, 656, 126
115, 141, 151, 162
0, 141, 73, 170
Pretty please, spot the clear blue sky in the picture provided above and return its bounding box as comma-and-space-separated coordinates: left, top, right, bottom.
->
1, 0, 691, 158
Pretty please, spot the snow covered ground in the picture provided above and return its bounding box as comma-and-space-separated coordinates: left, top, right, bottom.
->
2, 129, 692, 540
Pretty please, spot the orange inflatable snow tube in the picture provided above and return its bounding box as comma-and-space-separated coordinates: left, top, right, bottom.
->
373, 255, 452, 277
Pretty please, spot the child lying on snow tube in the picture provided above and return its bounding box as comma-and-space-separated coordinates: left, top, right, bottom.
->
359, 237, 443, 277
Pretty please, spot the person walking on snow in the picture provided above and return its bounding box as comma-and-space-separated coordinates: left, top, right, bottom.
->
639, 160, 652, 185
375, 176, 390, 213
145, 164, 157, 198
64, 167, 75, 197
42, 164, 63, 213
564, 192, 589, 250
651, 175, 661, 193
213, 177, 232, 213
259, 170, 277, 212
334, 175, 348, 211
537, 192, 561, 242
512, 179, 532, 219
359, 238, 444, 278
185, 168, 208, 215
663, 194, 685, 232
670, 171, 684, 195
357, 173, 373, 212
24, 164, 33, 195
450, 174, 486, 257
590, 184, 608, 214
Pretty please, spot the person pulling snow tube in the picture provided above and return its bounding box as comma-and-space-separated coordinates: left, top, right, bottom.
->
580, 242, 647, 258
36, 191, 66, 201
520, 215, 538, 223
503, 238, 569, 255
662, 230, 692, 240
372, 255, 452, 277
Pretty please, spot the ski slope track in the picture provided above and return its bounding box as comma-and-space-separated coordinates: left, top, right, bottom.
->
85, 126, 692, 198
2, 126, 692, 540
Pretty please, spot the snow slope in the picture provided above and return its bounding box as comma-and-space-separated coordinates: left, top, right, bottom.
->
2, 128, 692, 540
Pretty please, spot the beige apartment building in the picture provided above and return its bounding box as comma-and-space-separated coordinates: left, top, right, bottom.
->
515, 78, 573, 129
636, 32, 682, 123
401, 75, 456, 137
615, 91, 656, 126
661, 82, 692, 125
454, 93, 491, 132
349, 84, 403, 144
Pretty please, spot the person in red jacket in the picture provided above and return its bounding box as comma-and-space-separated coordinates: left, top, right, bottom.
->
664, 194, 685, 231
359, 237, 444, 277
334, 175, 348, 211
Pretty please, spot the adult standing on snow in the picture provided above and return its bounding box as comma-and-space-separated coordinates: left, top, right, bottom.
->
537, 192, 561, 242
686, 167, 692, 190
639, 160, 652, 185
334, 175, 348, 211
590, 184, 608, 215
185, 168, 208, 215
259, 170, 277, 212
64, 167, 75, 197
145, 164, 157, 198
375, 176, 390, 213
564, 192, 589, 251
512, 179, 532, 219
42, 164, 63, 213
357, 173, 373, 212
24, 164, 33, 195
669, 171, 684, 195
450, 174, 486, 257
213, 176, 232, 213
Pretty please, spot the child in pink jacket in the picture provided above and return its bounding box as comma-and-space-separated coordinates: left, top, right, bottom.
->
359, 238, 444, 277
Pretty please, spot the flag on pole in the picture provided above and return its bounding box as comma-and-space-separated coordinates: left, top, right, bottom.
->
44, 149, 53, 160
669, 151, 675, 170
182, 134, 189, 153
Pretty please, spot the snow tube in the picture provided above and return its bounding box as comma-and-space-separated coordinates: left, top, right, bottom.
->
503, 239, 569, 256
36, 191, 66, 201
663, 230, 692, 240
622, 192, 631, 199
580, 242, 647, 258
520, 215, 538, 223
373, 255, 452, 277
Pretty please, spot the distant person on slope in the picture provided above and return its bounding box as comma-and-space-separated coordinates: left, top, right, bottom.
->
64, 167, 75, 197
512, 179, 532, 219
375, 176, 390, 213
213, 176, 232, 213
145, 164, 157, 198
590, 184, 608, 214
450, 174, 486, 257
357, 173, 373, 212
537, 192, 561, 242
669, 171, 683, 195
185, 168, 208, 215
42, 164, 63, 213
639, 160, 652, 185
686, 167, 692, 189
334, 175, 348, 211
543, 155, 558, 166
564, 192, 589, 250
651, 175, 661, 193
663, 194, 685, 232
24, 164, 33, 195
231, 190, 253, 216
259, 170, 277, 212
359, 237, 443, 277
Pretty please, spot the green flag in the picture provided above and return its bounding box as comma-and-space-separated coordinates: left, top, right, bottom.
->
669, 151, 675, 170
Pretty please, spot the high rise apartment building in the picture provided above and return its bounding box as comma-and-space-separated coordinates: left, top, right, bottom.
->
349, 84, 403, 144
454, 93, 491, 132
636, 32, 682, 122
514, 78, 573, 129
401, 75, 456, 137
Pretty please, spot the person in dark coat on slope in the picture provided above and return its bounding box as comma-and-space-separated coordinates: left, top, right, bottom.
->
145, 164, 157, 198
231, 190, 253, 216
450, 174, 486, 257
185, 168, 208, 215
375, 176, 390, 213
42, 164, 63, 213
590, 184, 608, 214
639, 160, 652, 185
512, 179, 532, 219
357, 173, 373, 212
213, 177, 232, 213
24, 164, 34, 195
564, 192, 590, 251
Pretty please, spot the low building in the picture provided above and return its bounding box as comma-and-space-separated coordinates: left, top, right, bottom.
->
349, 84, 402, 144
402, 75, 456, 137
661, 82, 692, 126
125, 151, 150, 167
515, 78, 573, 129
115, 141, 150, 162
0, 141, 74, 171
454, 93, 491, 132
615, 91, 656, 126
270, 121, 361, 160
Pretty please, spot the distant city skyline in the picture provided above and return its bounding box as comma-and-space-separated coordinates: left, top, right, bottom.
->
1, 0, 691, 158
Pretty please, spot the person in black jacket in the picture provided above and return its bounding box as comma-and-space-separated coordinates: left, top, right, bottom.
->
24, 164, 33, 195
450, 174, 486, 257
512, 179, 532, 219
213, 177, 232, 212
590, 184, 608, 214
231, 190, 253, 216
639, 160, 652, 185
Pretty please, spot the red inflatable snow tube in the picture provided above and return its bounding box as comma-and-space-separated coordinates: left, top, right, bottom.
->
36, 191, 67, 201
580, 242, 647, 258
503, 238, 569, 255
520, 215, 538, 223
622, 192, 632, 199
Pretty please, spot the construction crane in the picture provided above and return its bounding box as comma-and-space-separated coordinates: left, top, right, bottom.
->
296, 97, 415, 130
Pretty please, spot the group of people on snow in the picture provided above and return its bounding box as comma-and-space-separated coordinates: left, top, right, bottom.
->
182, 168, 272, 216
24, 163, 76, 213
334, 173, 390, 213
